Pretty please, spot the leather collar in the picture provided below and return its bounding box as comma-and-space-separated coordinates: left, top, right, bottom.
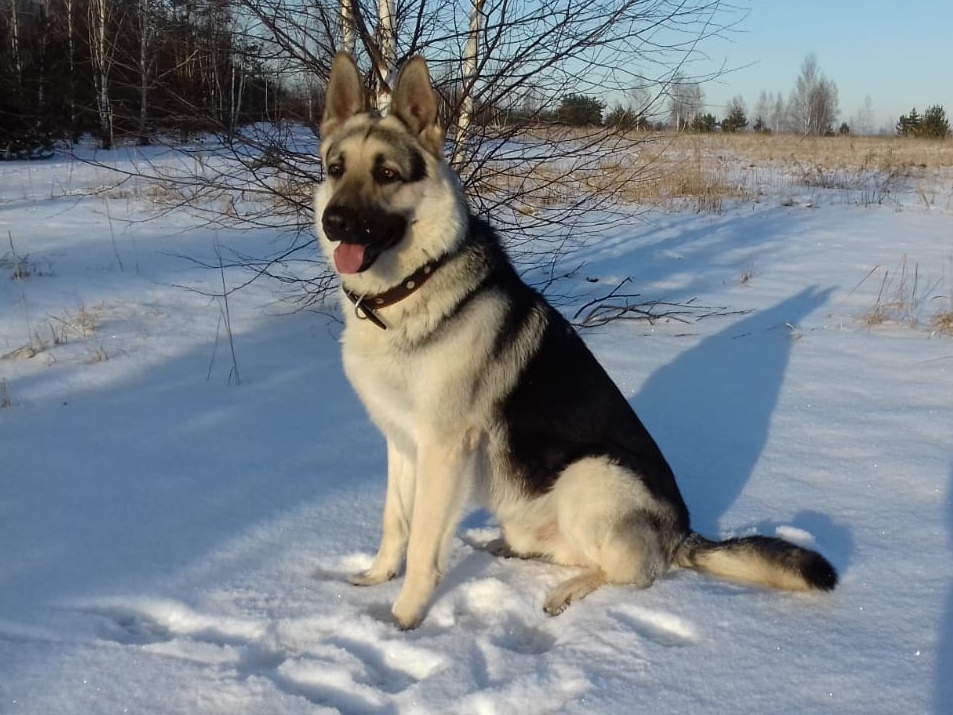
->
342, 254, 449, 330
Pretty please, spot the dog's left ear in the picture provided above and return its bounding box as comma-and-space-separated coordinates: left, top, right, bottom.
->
323, 52, 366, 138
391, 57, 444, 158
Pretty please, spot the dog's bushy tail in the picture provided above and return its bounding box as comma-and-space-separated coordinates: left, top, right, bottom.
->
675, 532, 838, 592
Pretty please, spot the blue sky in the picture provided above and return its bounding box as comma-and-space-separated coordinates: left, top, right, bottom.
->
691, 1, 953, 131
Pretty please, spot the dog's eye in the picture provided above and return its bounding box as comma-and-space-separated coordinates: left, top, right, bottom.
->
375, 166, 400, 184
327, 161, 344, 178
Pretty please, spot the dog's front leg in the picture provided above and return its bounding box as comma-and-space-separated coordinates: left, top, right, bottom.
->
391, 431, 478, 629
350, 439, 414, 586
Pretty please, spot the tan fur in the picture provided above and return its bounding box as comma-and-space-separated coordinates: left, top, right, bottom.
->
683, 548, 819, 592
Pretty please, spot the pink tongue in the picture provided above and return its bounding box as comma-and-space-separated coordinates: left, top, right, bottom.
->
333, 243, 366, 274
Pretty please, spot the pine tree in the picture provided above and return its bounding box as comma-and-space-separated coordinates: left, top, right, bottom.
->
721, 105, 748, 132
555, 94, 605, 126
896, 108, 921, 137
690, 112, 717, 133
720, 95, 747, 133
897, 106, 949, 138
920, 105, 950, 138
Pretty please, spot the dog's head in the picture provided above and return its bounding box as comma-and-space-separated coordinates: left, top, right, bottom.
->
315, 53, 465, 289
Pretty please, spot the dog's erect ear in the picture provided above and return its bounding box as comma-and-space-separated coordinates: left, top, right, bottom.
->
391, 56, 444, 158
323, 52, 366, 137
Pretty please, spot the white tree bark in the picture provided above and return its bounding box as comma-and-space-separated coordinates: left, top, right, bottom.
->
340, 0, 355, 54
65, 0, 77, 139
137, 0, 154, 144
375, 0, 396, 111
452, 0, 485, 169
8, 0, 21, 88
89, 0, 113, 148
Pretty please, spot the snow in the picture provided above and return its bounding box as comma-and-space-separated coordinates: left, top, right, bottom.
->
1, 143, 952, 714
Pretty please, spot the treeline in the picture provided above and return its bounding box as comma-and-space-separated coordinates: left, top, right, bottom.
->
0, 0, 308, 156
4, 7, 950, 155
896, 106, 951, 138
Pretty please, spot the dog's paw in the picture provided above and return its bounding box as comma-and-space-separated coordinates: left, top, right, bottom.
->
391, 597, 425, 631
348, 568, 397, 587
543, 594, 571, 617
543, 571, 606, 616
485, 538, 518, 558
391, 578, 438, 630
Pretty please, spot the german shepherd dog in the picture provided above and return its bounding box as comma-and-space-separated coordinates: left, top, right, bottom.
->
314, 52, 837, 629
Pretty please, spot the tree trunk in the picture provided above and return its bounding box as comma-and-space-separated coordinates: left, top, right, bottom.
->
375, 0, 395, 111
137, 0, 152, 145
90, 0, 113, 149
340, 0, 355, 54
452, 0, 485, 169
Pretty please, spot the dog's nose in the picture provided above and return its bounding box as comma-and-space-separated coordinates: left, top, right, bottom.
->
322, 206, 357, 242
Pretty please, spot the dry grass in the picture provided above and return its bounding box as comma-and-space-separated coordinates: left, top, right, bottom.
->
471, 130, 953, 215
679, 133, 953, 170
1, 304, 102, 361
933, 311, 953, 337
860, 257, 928, 327
610, 133, 953, 209
854, 256, 953, 336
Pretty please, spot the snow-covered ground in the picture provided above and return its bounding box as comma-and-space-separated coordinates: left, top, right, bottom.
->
1, 144, 952, 714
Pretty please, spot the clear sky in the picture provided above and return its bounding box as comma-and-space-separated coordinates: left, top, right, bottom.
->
690, 1, 953, 132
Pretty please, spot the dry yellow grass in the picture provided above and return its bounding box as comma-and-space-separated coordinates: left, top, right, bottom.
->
671, 132, 953, 170
470, 130, 953, 214
616, 132, 953, 209
933, 311, 953, 336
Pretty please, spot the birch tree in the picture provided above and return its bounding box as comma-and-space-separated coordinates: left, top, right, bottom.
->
340, 0, 355, 53
669, 74, 704, 131
451, 0, 485, 170
132, 0, 737, 305
789, 54, 839, 136
89, 0, 115, 148
7, 0, 21, 90
136, 0, 156, 144
374, 0, 395, 109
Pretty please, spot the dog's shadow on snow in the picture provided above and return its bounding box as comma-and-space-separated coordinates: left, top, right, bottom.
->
631, 286, 844, 545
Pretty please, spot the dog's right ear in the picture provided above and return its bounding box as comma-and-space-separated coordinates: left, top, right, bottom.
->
323, 52, 366, 137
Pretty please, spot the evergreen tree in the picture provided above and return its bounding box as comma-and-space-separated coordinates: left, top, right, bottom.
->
921, 105, 950, 138
896, 108, 921, 136
721, 105, 748, 132
690, 112, 717, 132
721, 95, 747, 133
605, 104, 648, 131
897, 106, 949, 138
555, 94, 605, 126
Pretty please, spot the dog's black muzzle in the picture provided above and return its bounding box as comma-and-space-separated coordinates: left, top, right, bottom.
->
322, 205, 407, 246
322, 205, 408, 273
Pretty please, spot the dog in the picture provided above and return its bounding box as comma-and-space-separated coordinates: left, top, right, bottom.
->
314, 52, 837, 630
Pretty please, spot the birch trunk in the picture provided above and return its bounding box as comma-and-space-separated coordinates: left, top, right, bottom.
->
8, 0, 21, 89
66, 0, 76, 140
137, 0, 153, 145
89, 0, 113, 149
452, 0, 485, 169
340, 0, 355, 54
375, 0, 395, 111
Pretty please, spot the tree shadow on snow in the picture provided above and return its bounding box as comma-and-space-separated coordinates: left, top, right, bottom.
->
632, 285, 835, 537
1, 311, 377, 617
936, 461, 953, 711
